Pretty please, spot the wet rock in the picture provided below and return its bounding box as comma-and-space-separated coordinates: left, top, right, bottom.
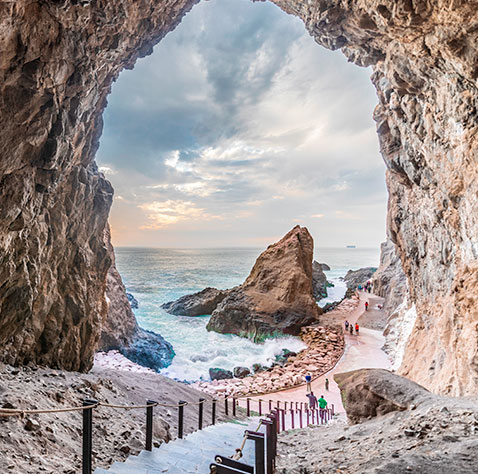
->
162, 287, 229, 316
233, 367, 251, 379
209, 368, 233, 381
312, 260, 329, 300
24, 419, 40, 432
207, 226, 321, 341
126, 293, 139, 309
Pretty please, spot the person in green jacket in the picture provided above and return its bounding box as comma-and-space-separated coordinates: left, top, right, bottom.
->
318, 395, 328, 422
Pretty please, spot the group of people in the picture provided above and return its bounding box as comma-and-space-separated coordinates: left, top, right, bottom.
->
305, 374, 328, 414
344, 320, 359, 335
357, 281, 373, 293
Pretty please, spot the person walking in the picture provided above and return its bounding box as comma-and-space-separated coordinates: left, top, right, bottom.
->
365, 301, 369, 311
355, 322, 359, 335
349, 324, 353, 335
305, 374, 312, 393
345, 320, 349, 332
306, 391, 318, 409
325, 377, 329, 391
318, 395, 328, 422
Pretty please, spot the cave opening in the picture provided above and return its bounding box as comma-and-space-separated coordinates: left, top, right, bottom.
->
95, 0, 387, 381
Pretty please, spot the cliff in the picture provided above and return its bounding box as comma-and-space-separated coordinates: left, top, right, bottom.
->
206, 226, 321, 341
0, 1, 478, 394
100, 227, 174, 371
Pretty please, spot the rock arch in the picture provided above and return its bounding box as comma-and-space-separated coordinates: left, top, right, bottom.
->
0, 1, 477, 394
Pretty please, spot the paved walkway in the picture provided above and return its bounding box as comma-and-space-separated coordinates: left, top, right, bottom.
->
247, 292, 392, 415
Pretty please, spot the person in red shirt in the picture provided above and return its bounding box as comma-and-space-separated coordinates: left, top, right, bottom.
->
365, 301, 369, 311
355, 323, 359, 334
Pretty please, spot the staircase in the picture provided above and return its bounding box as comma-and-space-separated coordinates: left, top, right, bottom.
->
94, 418, 261, 473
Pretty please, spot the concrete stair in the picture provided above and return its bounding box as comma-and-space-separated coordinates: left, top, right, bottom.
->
94, 418, 262, 474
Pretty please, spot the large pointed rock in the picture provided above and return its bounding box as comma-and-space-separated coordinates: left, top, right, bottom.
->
206, 226, 321, 342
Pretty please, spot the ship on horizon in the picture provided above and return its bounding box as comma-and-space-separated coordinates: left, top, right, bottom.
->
346, 245, 356, 248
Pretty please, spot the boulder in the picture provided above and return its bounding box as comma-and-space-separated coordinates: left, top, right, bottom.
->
233, 366, 251, 378
162, 287, 229, 316
206, 226, 321, 341
252, 363, 267, 374
209, 368, 233, 381
334, 368, 431, 424
319, 263, 331, 271
343, 267, 377, 290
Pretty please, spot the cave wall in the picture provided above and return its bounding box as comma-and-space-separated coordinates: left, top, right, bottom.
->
1, 0, 477, 394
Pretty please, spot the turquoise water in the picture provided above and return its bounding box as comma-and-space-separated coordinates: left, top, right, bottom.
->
115, 247, 379, 381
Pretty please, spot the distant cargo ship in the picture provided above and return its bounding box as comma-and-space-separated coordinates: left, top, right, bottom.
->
346, 245, 356, 248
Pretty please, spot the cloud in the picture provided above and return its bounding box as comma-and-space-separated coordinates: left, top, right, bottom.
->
139, 200, 222, 229
97, 0, 387, 248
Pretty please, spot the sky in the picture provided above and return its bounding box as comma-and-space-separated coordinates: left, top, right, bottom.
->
97, 0, 387, 249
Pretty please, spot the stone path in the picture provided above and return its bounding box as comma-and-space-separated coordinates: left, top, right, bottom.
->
246, 292, 392, 415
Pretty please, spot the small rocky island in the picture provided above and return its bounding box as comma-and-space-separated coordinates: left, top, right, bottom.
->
163, 226, 326, 342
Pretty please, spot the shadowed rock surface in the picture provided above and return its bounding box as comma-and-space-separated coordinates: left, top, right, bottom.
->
344, 267, 377, 290
206, 226, 321, 341
127, 293, 139, 309
334, 368, 431, 424
162, 287, 229, 316
312, 260, 329, 300
373, 239, 408, 314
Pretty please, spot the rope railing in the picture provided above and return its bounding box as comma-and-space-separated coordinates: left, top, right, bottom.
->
0, 388, 335, 474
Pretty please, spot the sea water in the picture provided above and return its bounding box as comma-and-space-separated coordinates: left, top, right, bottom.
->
115, 247, 379, 382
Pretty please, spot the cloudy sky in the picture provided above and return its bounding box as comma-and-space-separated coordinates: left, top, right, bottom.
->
97, 0, 387, 248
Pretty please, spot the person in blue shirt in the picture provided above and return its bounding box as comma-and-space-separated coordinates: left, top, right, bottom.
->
305, 374, 312, 393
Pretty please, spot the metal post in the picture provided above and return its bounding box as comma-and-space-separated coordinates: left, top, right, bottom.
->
296, 402, 298, 410
247, 431, 265, 474
299, 408, 303, 428
233, 397, 237, 417
82, 398, 97, 474
281, 409, 285, 432
268, 400, 272, 413
258, 399, 262, 416
178, 400, 186, 439
312, 408, 315, 424
246, 398, 250, 417
212, 399, 217, 425
332, 403, 335, 416
262, 419, 273, 474
284, 401, 288, 411
290, 409, 294, 429
306, 407, 310, 425
146, 400, 156, 451
199, 398, 205, 430
225, 397, 229, 416
276, 400, 280, 409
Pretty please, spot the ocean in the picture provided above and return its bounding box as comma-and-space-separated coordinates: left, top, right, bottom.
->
114, 247, 380, 382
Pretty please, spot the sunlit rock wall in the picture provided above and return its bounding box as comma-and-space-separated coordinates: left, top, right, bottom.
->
1, 1, 477, 393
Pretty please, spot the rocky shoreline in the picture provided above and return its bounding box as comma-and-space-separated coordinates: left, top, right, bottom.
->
191, 297, 357, 398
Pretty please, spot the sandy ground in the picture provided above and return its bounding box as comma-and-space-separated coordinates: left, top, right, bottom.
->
245, 292, 392, 415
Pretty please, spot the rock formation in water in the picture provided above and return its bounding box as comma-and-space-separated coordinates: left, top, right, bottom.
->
162, 287, 229, 316
1, 1, 478, 394
343, 267, 377, 289
100, 228, 174, 371
206, 226, 321, 341
312, 260, 329, 300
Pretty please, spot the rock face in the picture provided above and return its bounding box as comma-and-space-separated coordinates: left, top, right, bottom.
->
312, 260, 329, 300
1, 2, 478, 395
209, 368, 233, 381
334, 368, 431, 424
162, 287, 229, 316
206, 226, 321, 341
373, 239, 408, 314
100, 227, 174, 371
344, 267, 377, 290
